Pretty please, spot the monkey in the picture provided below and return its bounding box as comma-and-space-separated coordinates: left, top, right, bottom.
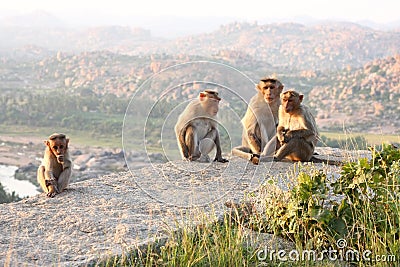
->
232, 76, 284, 164
274, 90, 318, 162
37, 133, 72, 197
175, 90, 228, 163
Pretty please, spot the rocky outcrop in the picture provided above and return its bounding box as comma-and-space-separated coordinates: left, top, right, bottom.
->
0, 148, 364, 266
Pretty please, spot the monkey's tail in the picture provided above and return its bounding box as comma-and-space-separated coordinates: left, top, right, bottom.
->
310, 156, 343, 166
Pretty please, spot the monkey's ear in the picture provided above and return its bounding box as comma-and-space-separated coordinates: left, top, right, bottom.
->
299, 94, 304, 102
44, 140, 50, 147
256, 84, 262, 92
199, 92, 207, 100
66, 138, 70, 147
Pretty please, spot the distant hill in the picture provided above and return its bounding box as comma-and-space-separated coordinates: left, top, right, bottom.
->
1, 18, 400, 72
0, 25, 154, 55
0, 15, 399, 135
0, 10, 66, 28
162, 21, 400, 71
308, 54, 400, 133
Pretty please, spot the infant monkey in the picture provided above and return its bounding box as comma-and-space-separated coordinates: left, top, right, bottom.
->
275, 90, 318, 161
37, 133, 72, 197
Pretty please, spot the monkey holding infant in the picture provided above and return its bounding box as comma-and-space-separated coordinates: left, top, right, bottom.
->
274, 89, 319, 162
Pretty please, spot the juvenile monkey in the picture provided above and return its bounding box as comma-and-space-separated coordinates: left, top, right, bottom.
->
232, 77, 284, 164
175, 90, 228, 163
37, 133, 72, 197
275, 90, 318, 162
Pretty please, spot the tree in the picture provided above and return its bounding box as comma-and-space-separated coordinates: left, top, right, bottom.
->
0, 183, 21, 203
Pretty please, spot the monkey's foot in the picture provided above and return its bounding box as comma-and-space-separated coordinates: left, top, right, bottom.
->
189, 153, 201, 161
45, 180, 59, 197
250, 154, 260, 165
214, 157, 229, 163
46, 191, 57, 198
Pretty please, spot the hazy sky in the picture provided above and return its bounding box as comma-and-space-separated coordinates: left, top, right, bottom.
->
0, 0, 398, 24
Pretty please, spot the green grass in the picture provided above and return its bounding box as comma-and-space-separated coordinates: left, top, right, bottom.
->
320, 131, 399, 146
0, 125, 122, 148
97, 212, 259, 267
97, 144, 399, 267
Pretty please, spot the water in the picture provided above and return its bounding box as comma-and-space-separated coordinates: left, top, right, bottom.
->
0, 164, 39, 198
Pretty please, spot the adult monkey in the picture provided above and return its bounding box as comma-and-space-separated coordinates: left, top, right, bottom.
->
232, 76, 284, 164
175, 90, 229, 163
274, 89, 318, 161
37, 133, 72, 197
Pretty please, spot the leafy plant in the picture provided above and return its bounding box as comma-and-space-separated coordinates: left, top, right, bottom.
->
100, 145, 399, 266
251, 168, 345, 249
332, 144, 400, 255
253, 144, 399, 264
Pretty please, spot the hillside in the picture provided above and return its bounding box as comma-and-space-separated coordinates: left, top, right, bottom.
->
309, 54, 400, 133
1, 52, 399, 136
0, 20, 399, 138
164, 22, 400, 71
0, 149, 352, 266
1, 21, 399, 72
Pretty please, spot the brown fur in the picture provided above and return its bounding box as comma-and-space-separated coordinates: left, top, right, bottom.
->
37, 133, 72, 197
175, 90, 228, 163
275, 90, 318, 161
232, 77, 283, 164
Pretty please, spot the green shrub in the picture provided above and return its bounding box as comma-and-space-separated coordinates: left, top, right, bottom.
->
0, 182, 21, 203
252, 144, 399, 265
332, 144, 399, 257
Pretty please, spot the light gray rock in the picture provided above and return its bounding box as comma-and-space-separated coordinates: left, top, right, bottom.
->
0, 149, 359, 266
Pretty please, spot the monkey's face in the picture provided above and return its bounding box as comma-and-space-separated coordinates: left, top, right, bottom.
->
203, 98, 220, 116
47, 138, 68, 163
257, 81, 282, 104
281, 94, 302, 114
199, 92, 220, 116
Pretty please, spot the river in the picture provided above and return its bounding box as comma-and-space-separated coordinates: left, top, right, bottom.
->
0, 164, 39, 198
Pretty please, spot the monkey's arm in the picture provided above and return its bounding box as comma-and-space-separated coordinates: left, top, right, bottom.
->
178, 127, 190, 159
284, 129, 315, 143
284, 114, 317, 142
42, 153, 59, 197
245, 125, 262, 154
43, 151, 57, 180
44, 169, 55, 180
63, 157, 72, 168
212, 131, 229, 163
57, 160, 72, 193
277, 125, 286, 144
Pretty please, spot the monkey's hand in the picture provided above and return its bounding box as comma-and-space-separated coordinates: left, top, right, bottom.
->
56, 154, 64, 164
283, 130, 294, 143
277, 133, 285, 144
62, 159, 72, 169
189, 154, 201, 161
45, 179, 59, 198
214, 156, 229, 163
277, 126, 286, 144
250, 153, 259, 165
182, 148, 189, 159
248, 133, 261, 154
